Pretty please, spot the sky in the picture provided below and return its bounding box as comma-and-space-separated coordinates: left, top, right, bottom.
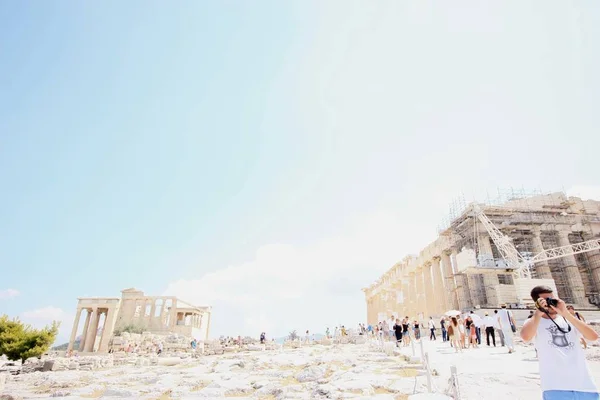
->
1, 1, 599, 345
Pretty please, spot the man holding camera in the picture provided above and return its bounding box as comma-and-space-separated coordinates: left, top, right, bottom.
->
521, 285, 599, 400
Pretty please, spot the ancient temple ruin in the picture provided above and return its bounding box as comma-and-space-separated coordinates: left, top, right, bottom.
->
67, 288, 211, 353
364, 191, 600, 323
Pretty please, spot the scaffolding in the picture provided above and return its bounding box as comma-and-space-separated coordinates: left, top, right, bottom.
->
439, 188, 600, 308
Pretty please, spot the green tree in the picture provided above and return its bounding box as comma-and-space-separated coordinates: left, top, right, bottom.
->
0, 315, 59, 362
288, 330, 298, 341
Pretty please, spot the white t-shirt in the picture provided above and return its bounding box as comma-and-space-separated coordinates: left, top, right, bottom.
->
482, 316, 495, 328
497, 309, 513, 331
428, 320, 435, 329
388, 319, 395, 330
534, 316, 597, 393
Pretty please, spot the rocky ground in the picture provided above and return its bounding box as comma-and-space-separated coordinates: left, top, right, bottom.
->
3, 338, 600, 399
1, 342, 434, 400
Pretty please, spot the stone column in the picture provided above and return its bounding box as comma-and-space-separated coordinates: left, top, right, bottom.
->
479, 234, 499, 306
401, 277, 410, 315
406, 272, 415, 318
431, 257, 446, 314
456, 274, 472, 310
442, 251, 458, 309
531, 228, 552, 279
158, 299, 165, 326
205, 311, 211, 341
478, 233, 495, 267
67, 308, 83, 352
84, 308, 99, 352
586, 250, 600, 293
583, 233, 600, 292
414, 267, 423, 318
149, 299, 156, 326
558, 230, 587, 306
78, 309, 92, 351
98, 308, 117, 352
423, 262, 434, 317
170, 299, 178, 328
467, 274, 482, 307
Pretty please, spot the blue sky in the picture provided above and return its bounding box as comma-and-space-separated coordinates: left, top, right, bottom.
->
1, 1, 599, 344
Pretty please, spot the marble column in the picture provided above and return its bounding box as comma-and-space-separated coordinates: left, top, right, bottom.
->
442, 251, 458, 309
558, 230, 586, 306
205, 312, 211, 341
84, 308, 99, 352
583, 233, 600, 292
423, 262, 434, 317
406, 272, 416, 318
67, 308, 83, 352
98, 308, 117, 352
479, 234, 499, 306
78, 309, 92, 352
431, 256, 446, 314
531, 228, 552, 279
416, 266, 426, 318
401, 276, 410, 316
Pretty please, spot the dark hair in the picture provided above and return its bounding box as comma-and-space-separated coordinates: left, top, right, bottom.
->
531, 285, 553, 301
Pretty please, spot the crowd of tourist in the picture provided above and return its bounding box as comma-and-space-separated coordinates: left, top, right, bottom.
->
369, 302, 593, 357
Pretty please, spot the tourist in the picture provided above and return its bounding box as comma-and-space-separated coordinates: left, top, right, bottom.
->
482, 312, 496, 347
521, 285, 599, 399
497, 304, 517, 354
413, 320, 421, 340
402, 318, 411, 346
191, 338, 197, 351
469, 321, 478, 348
393, 318, 403, 347
457, 317, 466, 348
326, 327, 330, 339
260, 332, 266, 344
471, 311, 482, 344
388, 315, 396, 340
382, 320, 390, 341
448, 317, 462, 353
428, 317, 436, 341
157, 342, 163, 355
568, 305, 588, 349
494, 310, 505, 346
440, 317, 447, 342
304, 330, 310, 343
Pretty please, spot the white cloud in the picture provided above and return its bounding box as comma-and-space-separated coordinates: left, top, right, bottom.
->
0, 288, 20, 299
21, 306, 69, 322
567, 186, 600, 201
164, 211, 437, 339
21, 306, 74, 345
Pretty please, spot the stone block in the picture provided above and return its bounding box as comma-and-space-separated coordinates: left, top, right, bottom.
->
42, 360, 57, 372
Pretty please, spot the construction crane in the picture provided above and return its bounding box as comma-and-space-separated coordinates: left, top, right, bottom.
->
471, 203, 600, 279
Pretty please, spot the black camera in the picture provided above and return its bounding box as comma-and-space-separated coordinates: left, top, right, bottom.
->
545, 298, 559, 307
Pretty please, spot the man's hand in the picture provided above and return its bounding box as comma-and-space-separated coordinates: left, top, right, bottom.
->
551, 298, 569, 317
535, 298, 550, 317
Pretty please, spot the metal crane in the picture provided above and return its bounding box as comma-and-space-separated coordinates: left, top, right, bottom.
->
471, 203, 600, 279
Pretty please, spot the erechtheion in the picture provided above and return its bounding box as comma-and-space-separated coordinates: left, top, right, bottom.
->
364, 191, 600, 323
67, 288, 211, 353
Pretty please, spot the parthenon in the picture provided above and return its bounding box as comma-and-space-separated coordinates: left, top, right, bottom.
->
364, 192, 600, 324
67, 288, 211, 353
